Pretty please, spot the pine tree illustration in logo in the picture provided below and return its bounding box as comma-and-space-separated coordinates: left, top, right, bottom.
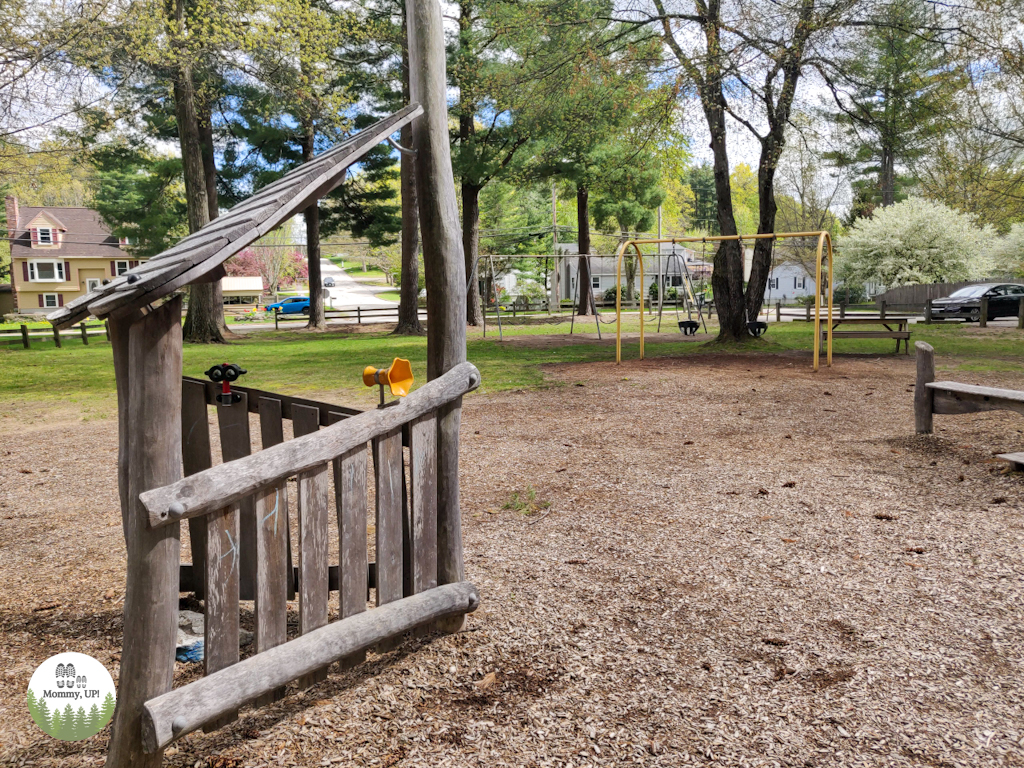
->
87, 703, 101, 737
50, 707, 63, 737
61, 704, 75, 740
100, 691, 115, 725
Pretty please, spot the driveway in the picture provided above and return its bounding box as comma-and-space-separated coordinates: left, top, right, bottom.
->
320, 259, 396, 308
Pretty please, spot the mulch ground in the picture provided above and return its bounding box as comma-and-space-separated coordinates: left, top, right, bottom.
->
1, 351, 1022, 768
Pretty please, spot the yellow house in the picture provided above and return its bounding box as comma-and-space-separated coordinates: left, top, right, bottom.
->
5, 196, 144, 314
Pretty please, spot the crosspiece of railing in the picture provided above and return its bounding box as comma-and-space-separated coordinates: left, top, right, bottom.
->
139, 362, 481, 752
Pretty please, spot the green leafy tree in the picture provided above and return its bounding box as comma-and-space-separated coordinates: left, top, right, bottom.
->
823, 0, 962, 207
841, 198, 994, 286
91, 144, 189, 257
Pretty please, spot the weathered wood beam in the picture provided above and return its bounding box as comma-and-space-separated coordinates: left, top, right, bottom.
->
104, 296, 183, 768
141, 581, 480, 752
914, 342, 935, 434
406, 0, 468, 631
143, 362, 480, 527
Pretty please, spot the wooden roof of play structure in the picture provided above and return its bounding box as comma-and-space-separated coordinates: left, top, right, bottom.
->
47, 105, 422, 330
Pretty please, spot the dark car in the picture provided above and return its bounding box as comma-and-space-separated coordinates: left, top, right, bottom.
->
929, 283, 1024, 321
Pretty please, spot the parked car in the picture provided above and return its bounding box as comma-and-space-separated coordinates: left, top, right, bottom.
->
323, 277, 335, 287
929, 283, 1024, 322
265, 296, 311, 315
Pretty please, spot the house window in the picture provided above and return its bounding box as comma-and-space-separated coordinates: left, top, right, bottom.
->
592, 275, 600, 289
86, 278, 102, 293
37, 228, 54, 245
28, 260, 65, 282
769, 278, 779, 290
115, 260, 130, 276
118, 236, 137, 246
794, 276, 806, 290
42, 293, 59, 308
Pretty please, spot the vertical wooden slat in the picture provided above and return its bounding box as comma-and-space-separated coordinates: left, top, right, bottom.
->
374, 428, 404, 606
182, 379, 212, 599
409, 412, 438, 594
255, 398, 289, 705
217, 392, 256, 601
260, 397, 294, 600
330, 412, 367, 668
293, 404, 329, 686
204, 503, 240, 731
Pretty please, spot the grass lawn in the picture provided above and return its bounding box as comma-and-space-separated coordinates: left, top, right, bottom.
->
1, 317, 1021, 415
375, 291, 401, 302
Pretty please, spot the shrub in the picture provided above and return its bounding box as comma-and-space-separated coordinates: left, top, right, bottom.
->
840, 198, 994, 286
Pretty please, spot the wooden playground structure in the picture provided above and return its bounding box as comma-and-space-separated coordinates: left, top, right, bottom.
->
43, 2, 473, 766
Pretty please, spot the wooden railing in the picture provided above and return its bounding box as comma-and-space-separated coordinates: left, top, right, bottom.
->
137, 362, 481, 752
0, 321, 107, 348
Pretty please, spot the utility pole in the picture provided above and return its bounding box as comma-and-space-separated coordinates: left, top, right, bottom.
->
551, 182, 559, 314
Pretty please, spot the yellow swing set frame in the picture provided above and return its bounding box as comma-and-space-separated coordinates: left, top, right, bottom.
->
614, 231, 835, 370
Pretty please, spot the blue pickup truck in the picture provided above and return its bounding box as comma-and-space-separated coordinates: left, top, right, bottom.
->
265, 296, 310, 315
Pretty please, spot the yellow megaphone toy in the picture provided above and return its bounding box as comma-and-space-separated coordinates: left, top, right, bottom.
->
363, 358, 414, 407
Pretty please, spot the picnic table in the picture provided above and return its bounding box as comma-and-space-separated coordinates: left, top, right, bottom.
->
820, 315, 911, 354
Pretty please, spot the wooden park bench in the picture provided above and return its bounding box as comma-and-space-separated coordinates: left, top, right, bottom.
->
821, 316, 912, 354
914, 342, 1024, 470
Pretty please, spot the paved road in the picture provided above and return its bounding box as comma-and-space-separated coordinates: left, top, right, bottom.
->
321, 259, 396, 308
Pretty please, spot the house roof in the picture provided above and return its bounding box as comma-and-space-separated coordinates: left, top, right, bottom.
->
48, 105, 422, 329
25, 210, 68, 231
221, 276, 264, 293
10, 206, 120, 258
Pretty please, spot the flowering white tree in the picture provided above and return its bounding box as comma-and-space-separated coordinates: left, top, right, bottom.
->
988, 224, 1024, 277
840, 199, 994, 287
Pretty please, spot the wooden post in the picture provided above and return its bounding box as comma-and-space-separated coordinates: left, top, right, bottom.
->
979, 297, 988, 328
804, 303, 810, 322
20, 324, 28, 349
915, 341, 935, 435
880, 300, 887, 320
80, 322, 89, 345
274, 308, 279, 331
357, 306, 362, 324
924, 303, 932, 324
839, 301, 846, 319
1018, 297, 1024, 330
105, 296, 183, 768
52, 326, 62, 348
407, 0, 468, 629
775, 301, 780, 322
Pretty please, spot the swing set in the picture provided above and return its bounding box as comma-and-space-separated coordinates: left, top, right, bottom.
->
614, 231, 835, 370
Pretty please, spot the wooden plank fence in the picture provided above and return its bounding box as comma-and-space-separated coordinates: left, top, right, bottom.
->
0, 321, 108, 348
136, 362, 481, 753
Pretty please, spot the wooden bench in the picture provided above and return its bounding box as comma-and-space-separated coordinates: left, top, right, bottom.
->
915, 342, 1024, 471
821, 316, 912, 354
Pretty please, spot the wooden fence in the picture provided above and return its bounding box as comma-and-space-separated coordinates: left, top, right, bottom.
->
135, 361, 481, 753
873, 279, 1012, 308
0, 321, 107, 348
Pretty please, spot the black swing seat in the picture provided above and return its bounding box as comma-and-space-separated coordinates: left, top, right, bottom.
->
678, 320, 700, 335
747, 321, 768, 337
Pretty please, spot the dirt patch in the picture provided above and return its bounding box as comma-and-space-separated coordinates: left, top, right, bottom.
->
1, 352, 1022, 766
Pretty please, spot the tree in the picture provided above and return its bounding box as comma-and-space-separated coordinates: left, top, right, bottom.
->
645, 0, 851, 340
841, 198, 994, 286
989, 224, 1024, 277
822, 0, 961, 208
91, 145, 188, 256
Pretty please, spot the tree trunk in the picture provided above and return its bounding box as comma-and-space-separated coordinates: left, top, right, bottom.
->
462, 181, 482, 324
576, 185, 592, 316
302, 130, 326, 330
880, 145, 895, 207
198, 96, 233, 338
173, 33, 222, 344
395, 16, 423, 335
705, 101, 745, 341
407, 0, 468, 631
744, 141, 780, 325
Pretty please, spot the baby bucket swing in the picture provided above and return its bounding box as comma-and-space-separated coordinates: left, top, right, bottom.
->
657, 240, 706, 336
